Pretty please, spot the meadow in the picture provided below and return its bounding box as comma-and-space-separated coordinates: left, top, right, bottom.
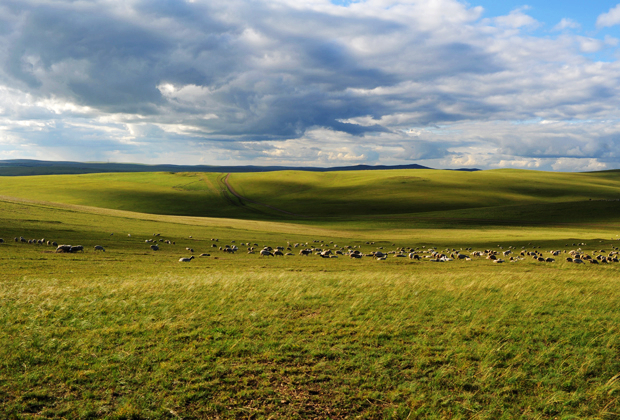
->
0, 169, 619, 419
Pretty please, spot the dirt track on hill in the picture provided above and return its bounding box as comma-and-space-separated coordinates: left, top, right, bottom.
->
223, 173, 311, 218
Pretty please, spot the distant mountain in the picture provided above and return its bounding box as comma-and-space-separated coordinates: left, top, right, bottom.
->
0, 159, 479, 176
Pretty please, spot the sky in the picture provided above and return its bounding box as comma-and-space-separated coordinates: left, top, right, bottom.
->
3, 1, 620, 171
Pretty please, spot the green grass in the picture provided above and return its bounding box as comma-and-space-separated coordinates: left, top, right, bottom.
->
1, 169, 620, 226
0, 170, 620, 418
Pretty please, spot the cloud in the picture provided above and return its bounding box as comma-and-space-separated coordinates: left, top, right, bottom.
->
597, 4, 620, 28
0, 0, 617, 171
492, 7, 540, 29
552, 18, 581, 32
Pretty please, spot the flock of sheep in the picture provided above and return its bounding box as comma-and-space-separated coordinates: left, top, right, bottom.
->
11, 236, 97, 253
6, 234, 620, 265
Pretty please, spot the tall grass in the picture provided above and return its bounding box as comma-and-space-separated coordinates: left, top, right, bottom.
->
1, 269, 618, 418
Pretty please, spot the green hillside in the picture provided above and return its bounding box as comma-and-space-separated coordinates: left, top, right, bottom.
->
1, 169, 620, 228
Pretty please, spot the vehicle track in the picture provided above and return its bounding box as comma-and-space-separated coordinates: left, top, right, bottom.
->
223, 173, 311, 218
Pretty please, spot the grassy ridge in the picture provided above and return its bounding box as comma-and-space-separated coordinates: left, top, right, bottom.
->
1, 169, 620, 226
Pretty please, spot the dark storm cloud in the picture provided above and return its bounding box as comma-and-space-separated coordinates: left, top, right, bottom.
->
0, 0, 501, 138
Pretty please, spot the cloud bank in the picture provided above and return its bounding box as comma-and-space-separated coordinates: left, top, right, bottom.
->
0, 0, 620, 171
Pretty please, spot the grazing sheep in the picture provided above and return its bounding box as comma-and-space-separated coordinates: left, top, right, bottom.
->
0, 238, 4, 243
199, 253, 210, 257
150, 244, 159, 251
179, 256, 195, 262
94, 245, 105, 252
260, 249, 274, 257
274, 250, 284, 256
55, 245, 72, 253
52, 241, 58, 247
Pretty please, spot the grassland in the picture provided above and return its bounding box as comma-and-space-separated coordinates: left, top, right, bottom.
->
0, 169, 619, 418
1, 169, 620, 225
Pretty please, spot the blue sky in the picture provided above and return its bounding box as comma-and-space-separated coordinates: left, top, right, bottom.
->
2, 0, 620, 171
474, 0, 614, 29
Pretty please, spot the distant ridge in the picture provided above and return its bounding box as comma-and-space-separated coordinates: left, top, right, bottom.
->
0, 159, 479, 176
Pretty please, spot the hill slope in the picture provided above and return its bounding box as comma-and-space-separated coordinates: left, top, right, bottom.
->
0, 169, 619, 227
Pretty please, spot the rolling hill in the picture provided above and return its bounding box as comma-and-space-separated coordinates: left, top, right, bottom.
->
0, 168, 619, 228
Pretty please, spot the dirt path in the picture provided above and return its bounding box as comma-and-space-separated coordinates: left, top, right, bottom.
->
223, 173, 311, 218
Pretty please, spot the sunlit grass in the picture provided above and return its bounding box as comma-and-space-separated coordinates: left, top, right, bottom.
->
0, 170, 619, 418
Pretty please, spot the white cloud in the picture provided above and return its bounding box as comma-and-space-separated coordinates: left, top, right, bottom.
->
552, 18, 581, 32
577, 37, 605, 53
597, 4, 620, 28
492, 7, 540, 29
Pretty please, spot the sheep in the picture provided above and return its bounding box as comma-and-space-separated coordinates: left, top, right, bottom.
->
199, 253, 210, 257
150, 244, 159, 251
260, 249, 274, 257
55, 245, 72, 253
179, 256, 195, 262
94, 245, 105, 252
0, 238, 4, 243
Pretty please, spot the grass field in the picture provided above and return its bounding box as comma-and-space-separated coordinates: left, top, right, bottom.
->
0, 169, 619, 418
